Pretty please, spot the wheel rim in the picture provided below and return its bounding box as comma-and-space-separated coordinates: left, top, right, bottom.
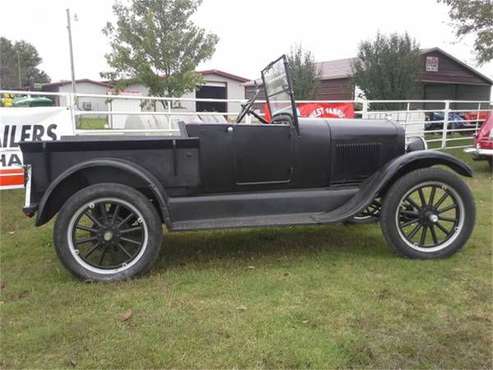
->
395, 181, 465, 253
67, 198, 148, 274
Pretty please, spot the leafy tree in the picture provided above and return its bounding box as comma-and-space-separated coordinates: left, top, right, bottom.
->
102, 0, 219, 105
287, 45, 319, 100
0, 37, 50, 89
352, 33, 421, 106
438, 0, 493, 64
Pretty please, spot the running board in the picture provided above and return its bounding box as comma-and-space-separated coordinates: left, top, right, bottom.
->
168, 186, 359, 224
171, 212, 327, 231
168, 186, 364, 231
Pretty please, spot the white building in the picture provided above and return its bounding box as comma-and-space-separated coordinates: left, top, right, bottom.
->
108, 70, 249, 128
41, 79, 111, 112
41, 71, 249, 129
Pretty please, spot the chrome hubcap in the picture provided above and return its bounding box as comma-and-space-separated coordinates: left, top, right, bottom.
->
428, 214, 439, 223
103, 230, 114, 241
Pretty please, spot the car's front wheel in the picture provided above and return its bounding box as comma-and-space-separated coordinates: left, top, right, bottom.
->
380, 168, 475, 259
54, 183, 163, 281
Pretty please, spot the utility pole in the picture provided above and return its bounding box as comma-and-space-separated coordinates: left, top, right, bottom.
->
16, 50, 22, 89
66, 8, 76, 95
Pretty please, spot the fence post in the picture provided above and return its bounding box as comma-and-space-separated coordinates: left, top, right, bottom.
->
441, 100, 450, 149
167, 99, 172, 130
108, 97, 113, 129
404, 102, 410, 135
68, 93, 77, 133
362, 100, 368, 119
475, 102, 481, 136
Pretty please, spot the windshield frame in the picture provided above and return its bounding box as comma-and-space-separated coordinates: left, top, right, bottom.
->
261, 55, 299, 133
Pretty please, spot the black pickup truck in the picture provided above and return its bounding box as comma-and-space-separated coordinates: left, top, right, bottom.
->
21, 56, 476, 281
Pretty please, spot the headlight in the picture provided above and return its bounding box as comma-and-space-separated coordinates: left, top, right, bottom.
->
406, 137, 427, 152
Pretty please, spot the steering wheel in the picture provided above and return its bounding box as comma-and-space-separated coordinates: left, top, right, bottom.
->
236, 90, 259, 123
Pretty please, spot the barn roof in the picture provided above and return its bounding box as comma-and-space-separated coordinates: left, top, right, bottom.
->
41, 79, 112, 89
316, 58, 357, 80
315, 48, 492, 84
243, 58, 357, 86
102, 69, 250, 87
197, 69, 250, 83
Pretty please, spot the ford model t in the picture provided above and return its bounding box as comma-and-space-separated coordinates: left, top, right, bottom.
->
21, 56, 476, 281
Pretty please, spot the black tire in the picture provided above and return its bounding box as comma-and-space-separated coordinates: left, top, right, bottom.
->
380, 168, 475, 259
54, 183, 163, 281
488, 157, 493, 172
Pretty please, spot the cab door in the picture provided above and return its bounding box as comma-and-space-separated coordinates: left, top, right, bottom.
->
232, 123, 293, 186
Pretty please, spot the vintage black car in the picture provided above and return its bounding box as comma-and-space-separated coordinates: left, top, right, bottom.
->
21, 56, 476, 281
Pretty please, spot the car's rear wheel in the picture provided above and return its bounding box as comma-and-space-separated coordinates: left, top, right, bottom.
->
380, 168, 475, 259
54, 183, 163, 281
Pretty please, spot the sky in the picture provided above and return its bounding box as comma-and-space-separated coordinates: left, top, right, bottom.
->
1, 0, 492, 83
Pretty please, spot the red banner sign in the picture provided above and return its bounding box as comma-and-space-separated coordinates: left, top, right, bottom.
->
0, 168, 24, 188
297, 102, 354, 119
263, 102, 354, 122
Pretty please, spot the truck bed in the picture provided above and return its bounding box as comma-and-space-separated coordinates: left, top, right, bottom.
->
20, 135, 201, 207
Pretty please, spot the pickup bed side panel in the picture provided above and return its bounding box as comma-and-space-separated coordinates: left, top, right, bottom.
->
20, 137, 201, 225
34, 158, 171, 226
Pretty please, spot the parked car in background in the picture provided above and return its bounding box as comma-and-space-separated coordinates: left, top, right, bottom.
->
464, 114, 493, 171
425, 112, 465, 132
463, 111, 491, 128
13, 96, 53, 107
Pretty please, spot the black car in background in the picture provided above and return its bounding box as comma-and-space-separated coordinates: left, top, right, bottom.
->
425, 112, 466, 132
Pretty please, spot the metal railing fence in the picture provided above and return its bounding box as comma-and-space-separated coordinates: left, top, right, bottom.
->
1, 89, 491, 151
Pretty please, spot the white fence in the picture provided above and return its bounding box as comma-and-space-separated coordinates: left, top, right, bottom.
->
1, 89, 492, 151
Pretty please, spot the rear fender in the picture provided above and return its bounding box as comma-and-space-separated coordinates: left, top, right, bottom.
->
36, 158, 170, 227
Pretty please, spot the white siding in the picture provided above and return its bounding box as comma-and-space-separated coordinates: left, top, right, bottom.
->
107, 84, 149, 129
202, 74, 244, 114
58, 82, 109, 112
166, 74, 245, 113
107, 74, 246, 128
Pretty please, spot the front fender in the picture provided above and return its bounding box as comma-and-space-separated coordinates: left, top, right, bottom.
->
315, 150, 472, 223
36, 158, 170, 226
382, 150, 473, 178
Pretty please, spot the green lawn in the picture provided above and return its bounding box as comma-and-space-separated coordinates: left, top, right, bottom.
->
425, 132, 475, 150
1, 150, 492, 369
78, 117, 107, 130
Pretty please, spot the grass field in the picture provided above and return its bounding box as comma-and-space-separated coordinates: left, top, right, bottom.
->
1, 150, 492, 369
425, 132, 474, 150
78, 117, 107, 130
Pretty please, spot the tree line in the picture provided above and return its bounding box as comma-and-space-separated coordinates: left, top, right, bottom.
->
0, 38, 50, 89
